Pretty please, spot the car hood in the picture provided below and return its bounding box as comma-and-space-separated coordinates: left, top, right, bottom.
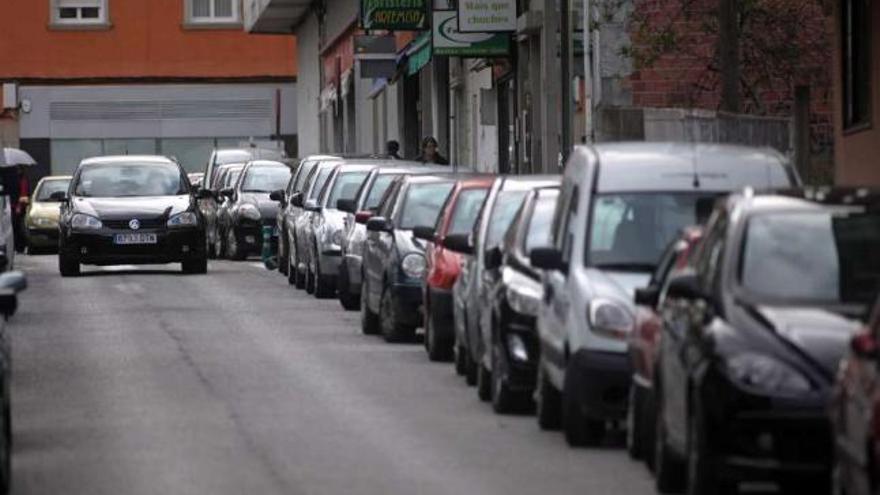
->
28, 202, 62, 220
755, 305, 861, 377
73, 195, 192, 219
588, 269, 652, 306
241, 193, 279, 218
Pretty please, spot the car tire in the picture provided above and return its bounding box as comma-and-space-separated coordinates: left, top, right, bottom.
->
477, 362, 492, 402
655, 382, 686, 493
491, 339, 526, 414
627, 383, 645, 460
454, 342, 467, 376
313, 251, 334, 299
214, 229, 225, 260
425, 306, 452, 362
563, 364, 604, 447
226, 230, 246, 261
464, 350, 478, 386
182, 256, 208, 274
286, 252, 297, 285
304, 259, 315, 295
536, 363, 562, 430
59, 252, 80, 277
380, 286, 414, 343
206, 235, 217, 259
278, 237, 289, 275
686, 398, 734, 495
338, 290, 359, 311
360, 281, 379, 335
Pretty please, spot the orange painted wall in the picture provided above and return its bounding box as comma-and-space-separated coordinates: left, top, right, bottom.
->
0, 0, 296, 80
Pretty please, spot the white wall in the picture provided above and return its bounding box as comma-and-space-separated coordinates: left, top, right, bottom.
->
295, 12, 322, 156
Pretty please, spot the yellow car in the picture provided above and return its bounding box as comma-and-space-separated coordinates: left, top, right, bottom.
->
25, 176, 71, 253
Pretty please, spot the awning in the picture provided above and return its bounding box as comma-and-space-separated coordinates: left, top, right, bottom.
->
405, 32, 432, 76
369, 78, 389, 99
320, 84, 337, 112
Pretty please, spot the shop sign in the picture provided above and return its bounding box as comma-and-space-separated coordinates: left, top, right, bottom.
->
433, 11, 510, 57
361, 0, 429, 30
456, 0, 515, 32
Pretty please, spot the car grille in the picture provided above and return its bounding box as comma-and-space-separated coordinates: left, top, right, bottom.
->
103, 218, 166, 230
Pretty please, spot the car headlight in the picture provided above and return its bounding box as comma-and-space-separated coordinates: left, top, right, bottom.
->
588, 298, 634, 340
70, 213, 102, 230
401, 253, 427, 279
506, 284, 542, 317
725, 353, 811, 395
239, 204, 261, 221
331, 229, 346, 248
167, 211, 198, 228
31, 217, 57, 227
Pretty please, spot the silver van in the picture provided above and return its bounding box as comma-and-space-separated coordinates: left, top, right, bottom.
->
529, 142, 800, 446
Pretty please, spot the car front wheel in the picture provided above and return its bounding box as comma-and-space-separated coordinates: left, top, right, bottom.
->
536, 362, 561, 430
59, 252, 80, 277
379, 286, 415, 343
360, 281, 379, 335
182, 256, 208, 274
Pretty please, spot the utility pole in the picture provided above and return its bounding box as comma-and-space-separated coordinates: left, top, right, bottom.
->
540, 0, 561, 172
560, 0, 573, 163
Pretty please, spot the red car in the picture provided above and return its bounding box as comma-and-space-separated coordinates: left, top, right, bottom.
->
414, 177, 493, 362
626, 226, 703, 465
832, 295, 880, 495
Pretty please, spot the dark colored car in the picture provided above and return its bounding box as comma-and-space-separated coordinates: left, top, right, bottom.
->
625, 226, 703, 464
221, 160, 291, 260
0, 271, 26, 494
413, 176, 493, 361
58, 155, 210, 276
206, 163, 245, 258
336, 163, 449, 310
360, 175, 456, 342
480, 186, 559, 413
447, 175, 560, 389
653, 189, 880, 494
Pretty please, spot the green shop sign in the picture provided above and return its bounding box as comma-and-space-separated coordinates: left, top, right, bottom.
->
432, 11, 510, 57
361, 0, 428, 30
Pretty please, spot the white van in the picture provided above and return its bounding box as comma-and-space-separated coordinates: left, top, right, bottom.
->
529, 142, 800, 446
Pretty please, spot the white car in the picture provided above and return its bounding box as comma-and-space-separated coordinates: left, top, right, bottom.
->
529, 142, 800, 447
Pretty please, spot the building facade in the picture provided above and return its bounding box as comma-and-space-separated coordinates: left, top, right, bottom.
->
0, 0, 298, 177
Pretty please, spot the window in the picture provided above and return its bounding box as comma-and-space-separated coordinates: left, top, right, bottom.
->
186, 0, 240, 25
51, 0, 108, 26
841, 0, 871, 130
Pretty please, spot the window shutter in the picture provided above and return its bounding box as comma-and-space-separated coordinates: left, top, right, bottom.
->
191, 0, 211, 17
214, 0, 233, 17
57, 0, 101, 6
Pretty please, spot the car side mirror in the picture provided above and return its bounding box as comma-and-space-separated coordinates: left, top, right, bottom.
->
269, 189, 286, 203
220, 188, 234, 199
484, 246, 503, 269
49, 191, 68, 202
355, 210, 373, 224
0, 271, 27, 293
0, 271, 27, 318
851, 331, 879, 360
666, 271, 703, 300
412, 226, 435, 242
442, 233, 473, 255
336, 199, 357, 213
290, 192, 304, 208
366, 216, 393, 232
530, 247, 565, 271
634, 286, 660, 307
304, 199, 321, 212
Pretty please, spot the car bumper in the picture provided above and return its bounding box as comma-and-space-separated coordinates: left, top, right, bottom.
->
567, 349, 630, 421
63, 228, 205, 265
392, 282, 423, 327
427, 286, 454, 342
26, 226, 59, 247
700, 371, 831, 482
498, 308, 539, 391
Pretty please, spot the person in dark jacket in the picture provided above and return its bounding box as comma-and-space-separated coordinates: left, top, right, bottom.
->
415, 136, 449, 165
386, 140, 402, 160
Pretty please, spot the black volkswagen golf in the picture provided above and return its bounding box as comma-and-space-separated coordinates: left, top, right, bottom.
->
57, 155, 209, 276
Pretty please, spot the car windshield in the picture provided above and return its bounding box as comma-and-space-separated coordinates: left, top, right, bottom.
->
241, 166, 291, 193
308, 167, 335, 200
364, 174, 400, 210
485, 191, 529, 248
35, 179, 71, 201
75, 163, 187, 197
447, 188, 488, 235
326, 172, 369, 208
524, 191, 559, 252
586, 193, 718, 271
740, 210, 880, 305
398, 182, 455, 230
216, 150, 252, 166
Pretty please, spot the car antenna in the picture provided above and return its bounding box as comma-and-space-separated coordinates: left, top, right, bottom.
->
691, 148, 701, 189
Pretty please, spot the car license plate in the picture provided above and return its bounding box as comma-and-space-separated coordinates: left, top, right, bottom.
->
114, 233, 157, 245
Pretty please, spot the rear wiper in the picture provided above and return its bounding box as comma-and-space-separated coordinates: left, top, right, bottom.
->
591, 262, 656, 272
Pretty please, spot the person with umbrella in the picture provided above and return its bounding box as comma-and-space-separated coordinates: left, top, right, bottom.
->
1, 148, 36, 253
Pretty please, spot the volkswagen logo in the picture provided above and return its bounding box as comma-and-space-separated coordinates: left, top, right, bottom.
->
129, 219, 140, 230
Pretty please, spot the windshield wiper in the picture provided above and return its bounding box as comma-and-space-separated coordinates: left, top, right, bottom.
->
591, 262, 656, 272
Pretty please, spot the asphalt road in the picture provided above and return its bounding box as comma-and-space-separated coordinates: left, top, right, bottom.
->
9, 254, 656, 495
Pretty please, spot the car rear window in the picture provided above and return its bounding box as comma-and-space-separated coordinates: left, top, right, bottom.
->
364, 174, 401, 210
398, 182, 455, 230
326, 172, 369, 208
447, 188, 489, 235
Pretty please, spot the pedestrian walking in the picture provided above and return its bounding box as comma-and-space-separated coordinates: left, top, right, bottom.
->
386, 140, 402, 160
416, 137, 449, 165
12, 165, 31, 253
